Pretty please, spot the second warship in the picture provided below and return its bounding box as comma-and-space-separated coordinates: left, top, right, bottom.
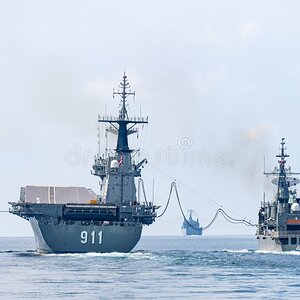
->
182, 210, 202, 236
256, 138, 300, 251
9, 74, 157, 253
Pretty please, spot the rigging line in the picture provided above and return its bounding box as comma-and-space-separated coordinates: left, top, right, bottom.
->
219, 209, 256, 227
148, 162, 253, 222
138, 178, 148, 205
202, 209, 222, 230
201, 209, 256, 231
141, 181, 148, 205
201, 209, 256, 230
201, 209, 245, 231
157, 181, 256, 231
198, 209, 251, 231
219, 208, 249, 223
156, 182, 174, 218
220, 213, 247, 225
176, 181, 253, 223
158, 182, 222, 231
164, 181, 202, 231
219, 211, 252, 226
0, 211, 8, 213
173, 184, 253, 231
148, 162, 227, 207
173, 182, 200, 231
173, 182, 191, 225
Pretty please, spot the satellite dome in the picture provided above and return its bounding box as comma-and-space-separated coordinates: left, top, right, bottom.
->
110, 160, 119, 169
291, 202, 300, 213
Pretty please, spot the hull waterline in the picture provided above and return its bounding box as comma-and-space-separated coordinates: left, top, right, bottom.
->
30, 218, 142, 253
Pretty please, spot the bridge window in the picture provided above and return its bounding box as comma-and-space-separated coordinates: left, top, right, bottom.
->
279, 238, 288, 245
287, 225, 300, 231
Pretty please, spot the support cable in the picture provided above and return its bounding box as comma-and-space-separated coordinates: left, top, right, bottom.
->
157, 181, 257, 231
138, 178, 148, 205
149, 163, 253, 222
157, 182, 175, 218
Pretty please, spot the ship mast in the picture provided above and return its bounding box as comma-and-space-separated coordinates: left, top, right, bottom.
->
264, 138, 300, 204
98, 73, 148, 154
276, 138, 289, 202
113, 73, 135, 121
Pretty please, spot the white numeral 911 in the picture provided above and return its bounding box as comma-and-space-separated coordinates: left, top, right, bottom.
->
81, 231, 103, 245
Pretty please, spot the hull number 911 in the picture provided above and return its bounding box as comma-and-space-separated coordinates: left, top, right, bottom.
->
80, 231, 103, 245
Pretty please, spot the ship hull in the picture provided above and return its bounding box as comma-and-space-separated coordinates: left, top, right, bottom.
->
182, 228, 202, 236
30, 218, 142, 253
256, 235, 300, 252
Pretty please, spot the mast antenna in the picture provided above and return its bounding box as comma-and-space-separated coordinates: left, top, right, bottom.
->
113, 72, 135, 120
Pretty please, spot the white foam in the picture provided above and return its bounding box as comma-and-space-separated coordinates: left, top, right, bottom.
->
224, 249, 300, 255
43, 251, 158, 260
85, 252, 157, 260
223, 249, 252, 253
255, 250, 300, 256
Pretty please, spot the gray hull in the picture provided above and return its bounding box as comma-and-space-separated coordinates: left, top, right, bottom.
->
8, 75, 158, 254
30, 218, 142, 253
257, 235, 300, 252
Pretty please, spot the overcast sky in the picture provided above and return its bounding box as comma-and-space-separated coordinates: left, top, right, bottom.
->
1, 0, 300, 237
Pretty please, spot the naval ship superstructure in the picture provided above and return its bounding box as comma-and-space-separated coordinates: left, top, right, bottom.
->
182, 210, 202, 236
9, 74, 157, 253
256, 138, 300, 251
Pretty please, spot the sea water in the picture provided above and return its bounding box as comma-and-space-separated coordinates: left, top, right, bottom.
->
1, 236, 300, 299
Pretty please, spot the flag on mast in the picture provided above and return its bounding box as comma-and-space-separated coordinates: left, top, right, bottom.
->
118, 154, 123, 166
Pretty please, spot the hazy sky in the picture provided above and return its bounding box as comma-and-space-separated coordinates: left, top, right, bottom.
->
1, 0, 300, 237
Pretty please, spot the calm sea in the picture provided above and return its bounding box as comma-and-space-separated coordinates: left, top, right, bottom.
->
1, 236, 300, 299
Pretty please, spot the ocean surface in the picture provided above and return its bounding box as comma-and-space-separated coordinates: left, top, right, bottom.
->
1, 235, 300, 299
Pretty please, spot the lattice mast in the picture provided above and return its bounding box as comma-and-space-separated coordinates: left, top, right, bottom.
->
264, 138, 300, 203
98, 73, 148, 153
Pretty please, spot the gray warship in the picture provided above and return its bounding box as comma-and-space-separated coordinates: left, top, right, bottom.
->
182, 210, 202, 236
9, 74, 157, 253
256, 138, 300, 251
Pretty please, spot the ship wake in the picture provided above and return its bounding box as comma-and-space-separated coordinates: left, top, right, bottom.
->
43, 251, 162, 260
224, 249, 300, 256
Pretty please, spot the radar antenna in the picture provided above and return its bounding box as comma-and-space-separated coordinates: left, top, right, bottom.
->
113, 73, 135, 121
264, 138, 300, 177
264, 138, 300, 202
98, 73, 148, 153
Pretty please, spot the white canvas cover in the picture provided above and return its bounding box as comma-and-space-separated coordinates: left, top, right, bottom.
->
23, 186, 97, 204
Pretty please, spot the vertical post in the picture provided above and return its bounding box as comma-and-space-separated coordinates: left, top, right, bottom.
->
97, 124, 101, 157
138, 179, 141, 203
152, 178, 155, 205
